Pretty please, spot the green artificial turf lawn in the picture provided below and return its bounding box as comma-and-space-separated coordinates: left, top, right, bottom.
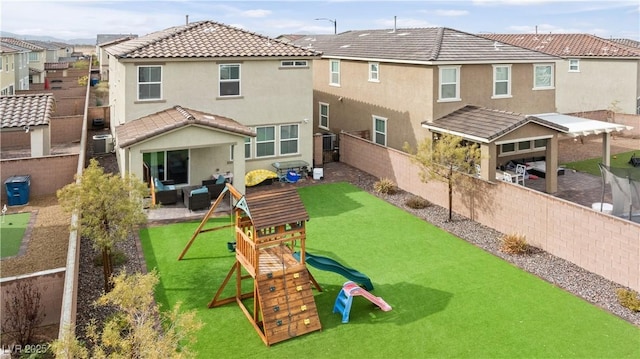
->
563, 149, 639, 176
0, 212, 30, 258
140, 182, 640, 359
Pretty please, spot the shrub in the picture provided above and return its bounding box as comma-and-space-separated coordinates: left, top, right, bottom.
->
499, 233, 529, 254
373, 178, 397, 195
405, 196, 430, 209
2, 279, 46, 347
616, 288, 640, 312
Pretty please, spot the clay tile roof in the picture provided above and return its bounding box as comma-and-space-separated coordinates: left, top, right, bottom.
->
245, 188, 309, 230
0, 94, 56, 130
609, 38, 640, 49
0, 37, 45, 51
292, 27, 557, 63
115, 105, 256, 148
422, 105, 566, 143
107, 20, 320, 59
478, 33, 640, 58
0, 44, 19, 53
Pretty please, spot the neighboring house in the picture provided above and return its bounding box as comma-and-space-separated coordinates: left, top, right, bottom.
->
96, 34, 138, 81
479, 33, 640, 115
609, 38, 640, 49
292, 27, 560, 153
25, 40, 67, 84
0, 93, 55, 157
0, 44, 18, 95
106, 20, 320, 193
0, 38, 32, 91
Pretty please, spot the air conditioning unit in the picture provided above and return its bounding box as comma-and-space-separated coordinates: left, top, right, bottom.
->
322, 133, 337, 151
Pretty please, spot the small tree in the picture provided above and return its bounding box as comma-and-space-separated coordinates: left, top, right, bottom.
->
2, 279, 46, 347
57, 159, 148, 291
405, 133, 481, 221
51, 271, 203, 359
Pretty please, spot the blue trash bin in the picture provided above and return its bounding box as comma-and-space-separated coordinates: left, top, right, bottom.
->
4, 175, 31, 206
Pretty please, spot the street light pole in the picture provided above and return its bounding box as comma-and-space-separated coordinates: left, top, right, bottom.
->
315, 18, 337, 34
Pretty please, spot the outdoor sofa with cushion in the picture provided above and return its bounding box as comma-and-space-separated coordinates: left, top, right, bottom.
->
202, 175, 227, 199
153, 178, 178, 205
183, 186, 210, 211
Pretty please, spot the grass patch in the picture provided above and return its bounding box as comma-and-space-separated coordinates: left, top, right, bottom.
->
140, 182, 640, 358
0, 213, 30, 258
563, 150, 639, 176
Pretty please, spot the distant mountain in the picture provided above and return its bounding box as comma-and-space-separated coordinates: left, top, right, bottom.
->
0, 31, 95, 45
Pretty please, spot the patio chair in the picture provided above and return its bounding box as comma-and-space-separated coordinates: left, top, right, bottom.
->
280, 170, 301, 183
183, 186, 210, 211
153, 178, 178, 205
502, 172, 513, 183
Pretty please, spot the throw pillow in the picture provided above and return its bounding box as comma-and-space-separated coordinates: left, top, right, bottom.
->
216, 175, 226, 184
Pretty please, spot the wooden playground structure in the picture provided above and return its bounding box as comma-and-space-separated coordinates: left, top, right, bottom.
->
178, 183, 322, 346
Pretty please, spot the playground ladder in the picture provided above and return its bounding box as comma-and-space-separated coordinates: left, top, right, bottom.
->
332, 287, 355, 323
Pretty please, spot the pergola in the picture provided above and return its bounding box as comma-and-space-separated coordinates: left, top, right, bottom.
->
422, 106, 632, 194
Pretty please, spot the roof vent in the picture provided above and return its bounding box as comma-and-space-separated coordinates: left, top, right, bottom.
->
359, 33, 369, 37
340, 44, 351, 48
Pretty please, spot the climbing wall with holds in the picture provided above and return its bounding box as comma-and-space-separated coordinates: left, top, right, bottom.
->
257, 265, 321, 345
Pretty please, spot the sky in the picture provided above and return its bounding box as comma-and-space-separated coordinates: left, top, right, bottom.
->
2, 0, 639, 43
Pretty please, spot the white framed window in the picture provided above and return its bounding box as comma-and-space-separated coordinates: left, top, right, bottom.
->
373, 116, 387, 146
280, 124, 299, 155
492, 64, 511, 98
438, 66, 460, 101
219, 63, 241, 97
244, 137, 251, 159
255, 126, 275, 157
569, 59, 580, 72
330, 59, 340, 86
137, 65, 162, 100
533, 64, 554, 89
28, 52, 39, 62
281, 60, 308, 67
369, 62, 379, 82
319, 102, 329, 129
230, 138, 252, 161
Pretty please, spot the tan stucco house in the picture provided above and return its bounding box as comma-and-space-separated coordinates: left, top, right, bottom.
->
106, 20, 320, 193
480, 33, 640, 115
292, 27, 560, 152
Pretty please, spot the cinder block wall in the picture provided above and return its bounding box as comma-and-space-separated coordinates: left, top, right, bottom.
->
340, 132, 640, 292
0, 269, 66, 331
1, 155, 78, 203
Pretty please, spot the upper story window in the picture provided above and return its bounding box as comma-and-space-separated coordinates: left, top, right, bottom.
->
255, 126, 275, 157
281, 60, 308, 67
373, 116, 387, 147
319, 102, 329, 129
533, 64, 554, 89
28, 52, 39, 62
492, 64, 511, 98
330, 59, 340, 86
137, 65, 162, 100
219, 64, 241, 97
0, 56, 3, 72
438, 66, 460, 102
369, 62, 379, 82
569, 59, 580, 72
280, 124, 299, 155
